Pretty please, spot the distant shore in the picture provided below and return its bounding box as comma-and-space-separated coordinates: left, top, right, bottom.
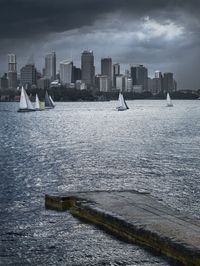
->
0, 88, 199, 102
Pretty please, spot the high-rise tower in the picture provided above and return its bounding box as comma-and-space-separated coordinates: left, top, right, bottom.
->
45, 52, 56, 81
113, 63, 120, 88
60, 60, 73, 85
81, 50, 94, 88
20, 64, 37, 88
8, 54, 17, 89
101, 57, 112, 90
163, 72, 174, 93
130, 64, 148, 91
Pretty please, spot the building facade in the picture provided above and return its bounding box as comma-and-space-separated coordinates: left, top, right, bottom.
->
8, 54, 17, 89
45, 52, 56, 81
124, 77, 133, 92
163, 72, 174, 93
73, 66, 81, 82
81, 50, 95, 88
116, 75, 125, 91
60, 60, 73, 85
37, 78, 50, 90
0, 73, 8, 89
20, 64, 37, 88
99, 75, 109, 92
113, 63, 120, 88
101, 58, 112, 91
130, 64, 148, 91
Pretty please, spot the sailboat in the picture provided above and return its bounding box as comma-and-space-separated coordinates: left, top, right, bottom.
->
18, 86, 35, 112
166, 93, 173, 107
35, 94, 45, 111
116, 93, 129, 111
44, 91, 55, 109
49, 95, 55, 108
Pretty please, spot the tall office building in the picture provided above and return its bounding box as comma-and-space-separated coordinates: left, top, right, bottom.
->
81, 50, 95, 88
99, 75, 109, 92
101, 57, 112, 90
130, 64, 148, 91
136, 64, 148, 91
45, 52, 56, 81
8, 54, 17, 89
73, 66, 81, 82
0, 73, 8, 89
163, 72, 174, 93
124, 77, 133, 92
152, 70, 163, 94
130, 66, 137, 85
116, 75, 125, 91
113, 63, 120, 88
20, 64, 37, 88
155, 70, 162, 79
60, 60, 73, 85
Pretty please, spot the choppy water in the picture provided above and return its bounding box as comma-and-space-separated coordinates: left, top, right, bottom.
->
0, 100, 200, 265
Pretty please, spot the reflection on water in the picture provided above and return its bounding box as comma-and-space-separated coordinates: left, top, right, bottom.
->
0, 100, 200, 265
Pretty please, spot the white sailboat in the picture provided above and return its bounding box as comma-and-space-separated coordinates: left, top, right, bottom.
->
18, 87, 35, 112
44, 91, 55, 109
49, 95, 55, 108
35, 94, 44, 111
166, 93, 173, 107
116, 93, 129, 111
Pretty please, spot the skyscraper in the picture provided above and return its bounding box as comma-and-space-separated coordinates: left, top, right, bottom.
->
60, 60, 73, 85
8, 54, 17, 89
130, 66, 137, 85
99, 75, 109, 92
163, 73, 174, 93
45, 52, 56, 81
81, 50, 94, 88
0, 73, 8, 89
116, 75, 125, 91
130, 64, 148, 91
20, 64, 37, 88
152, 70, 163, 94
124, 77, 133, 92
101, 57, 112, 90
155, 70, 162, 79
113, 63, 120, 88
73, 66, 81, 82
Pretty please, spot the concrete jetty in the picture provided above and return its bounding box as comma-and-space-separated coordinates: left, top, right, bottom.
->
45, 190, 200, 266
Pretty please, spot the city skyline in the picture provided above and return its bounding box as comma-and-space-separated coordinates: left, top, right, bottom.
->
1, 51, 177, 94
0, 0, 200, 89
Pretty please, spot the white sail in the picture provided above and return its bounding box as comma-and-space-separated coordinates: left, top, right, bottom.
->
35, 94, 40, 110
49, 96, 55, 107
166, 93, 173, 107
40, 101, 45, 110
19, 87, 28, 109
45, 91, 54, 108
117, 93, 129, 111
24, 89, 35, 110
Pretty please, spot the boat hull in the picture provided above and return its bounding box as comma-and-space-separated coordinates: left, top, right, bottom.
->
18, 109, 36, 112
117, 107, 128, 111
35, 108, 45, 111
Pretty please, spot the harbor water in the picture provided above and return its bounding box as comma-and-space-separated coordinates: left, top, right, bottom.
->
0, 100, 200, 265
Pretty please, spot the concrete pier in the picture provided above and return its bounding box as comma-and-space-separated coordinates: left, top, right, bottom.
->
45, 190, 200, 266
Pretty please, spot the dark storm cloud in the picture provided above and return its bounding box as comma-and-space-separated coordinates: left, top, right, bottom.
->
0, 0, 200, 88
0, 0, 200, 38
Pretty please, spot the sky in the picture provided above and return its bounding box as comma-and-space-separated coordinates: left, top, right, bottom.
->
0, 0, 200, 89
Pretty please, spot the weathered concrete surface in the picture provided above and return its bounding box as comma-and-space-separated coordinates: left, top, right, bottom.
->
45, 190, 200, 266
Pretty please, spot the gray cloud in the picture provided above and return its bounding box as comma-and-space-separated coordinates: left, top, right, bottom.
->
0, 0, 200, 38
0, 0, 200, 89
